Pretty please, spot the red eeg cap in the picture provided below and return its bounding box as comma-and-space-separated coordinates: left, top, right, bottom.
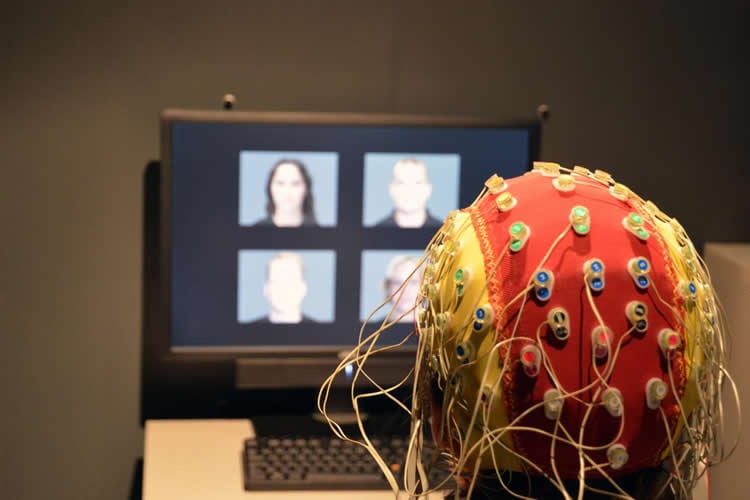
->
466, 171, 686, 476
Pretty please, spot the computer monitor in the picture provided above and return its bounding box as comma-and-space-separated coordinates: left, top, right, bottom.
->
141, 109, 540, 421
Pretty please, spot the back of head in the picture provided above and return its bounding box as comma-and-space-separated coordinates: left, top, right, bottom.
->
321, 163, 738, 499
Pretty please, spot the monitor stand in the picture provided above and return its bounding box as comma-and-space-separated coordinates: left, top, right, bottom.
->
246, 384, 411, 439
235, 354, 414, 435
312, 386, 370, 427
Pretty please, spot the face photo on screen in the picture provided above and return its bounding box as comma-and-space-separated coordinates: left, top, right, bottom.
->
267, 159, 315, 227
263, 252, 308, 323
362, 153, 460, 228
238, 250, 336, 324
383, 255, 422, 322
360, 250, 425, 324
238, 151, 339, 228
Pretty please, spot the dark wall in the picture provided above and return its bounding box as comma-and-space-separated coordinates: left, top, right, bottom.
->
1, 1, 747, 498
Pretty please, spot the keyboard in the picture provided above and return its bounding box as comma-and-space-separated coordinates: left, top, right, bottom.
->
243, 434, 447, 491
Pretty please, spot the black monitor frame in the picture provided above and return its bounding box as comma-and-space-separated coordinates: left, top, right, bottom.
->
141, 109, 541, 422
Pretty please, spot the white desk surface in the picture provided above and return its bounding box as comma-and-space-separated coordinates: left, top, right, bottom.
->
143, 419, 444, 500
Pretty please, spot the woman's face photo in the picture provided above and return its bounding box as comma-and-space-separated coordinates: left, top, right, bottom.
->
270, 162, 307, 214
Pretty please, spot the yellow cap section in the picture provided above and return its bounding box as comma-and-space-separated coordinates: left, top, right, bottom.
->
638, 201, 720, 461
420, 210, 522, 472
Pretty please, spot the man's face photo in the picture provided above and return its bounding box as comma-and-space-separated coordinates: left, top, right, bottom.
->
263, 253, 308, 320
362, 153, 459, 229
388, 159, 432, 216
385, 256, 421, 322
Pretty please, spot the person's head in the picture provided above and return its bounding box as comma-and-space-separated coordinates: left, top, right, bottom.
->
388, 158, 432, 216
322, 164, 738, 499
413, 166, 736, 498
383, 255, 421, 321
263, 252, 307, 318
265, 159, 316, 222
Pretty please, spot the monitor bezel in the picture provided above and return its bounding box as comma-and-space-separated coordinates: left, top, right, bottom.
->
143, 109, 541, 421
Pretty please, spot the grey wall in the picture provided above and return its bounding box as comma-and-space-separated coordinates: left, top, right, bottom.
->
1, 1, 747, 498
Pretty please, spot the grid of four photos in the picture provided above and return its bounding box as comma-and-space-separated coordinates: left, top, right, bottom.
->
236, 151, 461, 326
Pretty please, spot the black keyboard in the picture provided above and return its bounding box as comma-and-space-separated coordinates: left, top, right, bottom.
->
243, 435, 447, 491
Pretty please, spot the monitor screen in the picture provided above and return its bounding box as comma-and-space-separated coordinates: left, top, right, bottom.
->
142, 109, 540, 419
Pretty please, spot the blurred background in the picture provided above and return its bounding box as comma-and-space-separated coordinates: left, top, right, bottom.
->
1, 1, 747, 498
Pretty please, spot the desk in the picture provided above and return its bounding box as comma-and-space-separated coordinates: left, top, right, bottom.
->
144, 419, 710, 499
142, 419, 444, 499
